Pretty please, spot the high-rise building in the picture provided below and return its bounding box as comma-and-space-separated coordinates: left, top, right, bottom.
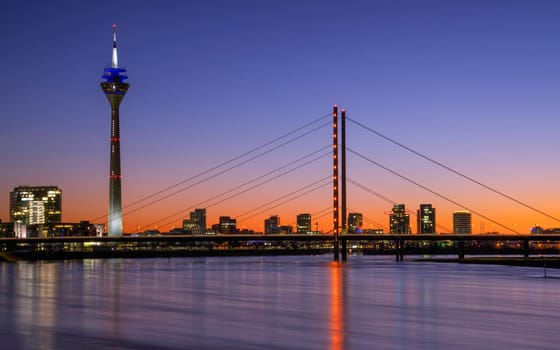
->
348, 212, 363, 233
10, 186, 62, 225
297, 213, 312, 234
101, 24, 129, 237
417, 204, 436, 234
390, 204, 411, 234
183, 209, 207, 235
453, 211, 472, 234
264, 215, 280, 234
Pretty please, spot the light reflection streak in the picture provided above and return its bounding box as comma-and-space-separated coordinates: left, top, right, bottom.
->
14, 263, 56, 349
329, 261, 346, 350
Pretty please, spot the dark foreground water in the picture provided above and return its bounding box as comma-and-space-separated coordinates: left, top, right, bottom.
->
1, 255, 559, 350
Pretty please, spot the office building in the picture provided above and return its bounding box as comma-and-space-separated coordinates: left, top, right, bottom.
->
101, 24, 129, 236
183, 208, 207, 234
453, 211, 472, 234
296, 213, 312, 234
390, 204, 411, 234
264, 215, 280, 234
348, 212, 363, 233
417, 204, 436, 234
216, 216, 237, 234
10, 185, 62, 225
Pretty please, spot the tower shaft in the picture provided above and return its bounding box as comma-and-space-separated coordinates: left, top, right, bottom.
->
101, 83, 128, 236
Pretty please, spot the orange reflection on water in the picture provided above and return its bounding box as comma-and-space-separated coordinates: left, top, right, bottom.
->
329, 261, 345, 350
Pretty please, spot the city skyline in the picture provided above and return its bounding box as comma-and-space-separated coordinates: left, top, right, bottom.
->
2, 1, 560, 233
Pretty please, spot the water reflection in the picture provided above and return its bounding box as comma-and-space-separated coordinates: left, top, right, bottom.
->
9, 262, 58, 349
1, 256, 560, 349
329, 261, 346, 350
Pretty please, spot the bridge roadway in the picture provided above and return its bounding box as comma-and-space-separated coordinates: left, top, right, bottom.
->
1, 234, 560, 261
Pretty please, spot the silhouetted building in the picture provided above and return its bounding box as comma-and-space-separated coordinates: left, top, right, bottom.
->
264, 215, 280, 234
363, 228, 384, 234
0, 222, 15, 238
390, 204, 411, 234
280, 225, 293, 234
3, 223, 41, 238
531, 225, 544, 234
10, 186, 62, 225
183, 208, 207, 234
453, 211, 472, 234
215, 216, 237, 234
101, 25, 129, 237
297, 213, 312, 234
348, 212, 363, 233
45, 221, 97, 237
417, 204, 436, 234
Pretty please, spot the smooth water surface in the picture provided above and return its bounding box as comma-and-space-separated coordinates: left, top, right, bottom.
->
1, 255, 559, 349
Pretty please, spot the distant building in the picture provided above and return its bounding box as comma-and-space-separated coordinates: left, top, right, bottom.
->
45, 221, 97, 237
95, 224, 105, 237
215, 216, 237, 234
296, 213, 312, 234
363, 228, 384, 234
417, 204, 436, 234
183, 208, 206, 234
0, 221, 29, 238
542, 228, 560, 234
280, 225, 293, 234
348, 212, 363, 233
0, 222, 15, 238
390, 204, 411, 234
10, 186, 62, 225
453, 211, 472, 234
264, 215, 280, 234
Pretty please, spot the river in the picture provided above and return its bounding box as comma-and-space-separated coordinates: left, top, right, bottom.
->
1, 255, 558, 349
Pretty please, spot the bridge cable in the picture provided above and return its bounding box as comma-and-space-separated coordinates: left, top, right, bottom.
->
156, 178, 331, 231
116, 121, 331, 222
348, 117, 560, 224
348, 147, 520, 234
142, 150, 331, 230
90, 112, 331, 223
235, 181, 331, 227
236, 178, 331, 223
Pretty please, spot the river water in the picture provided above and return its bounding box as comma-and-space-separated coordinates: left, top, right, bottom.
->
0, 255, 558, 349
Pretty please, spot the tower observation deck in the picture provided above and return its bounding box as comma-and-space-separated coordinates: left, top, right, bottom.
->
100, 24, 129, 236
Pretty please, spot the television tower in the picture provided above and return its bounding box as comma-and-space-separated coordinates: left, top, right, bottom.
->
100, 24, 129, 236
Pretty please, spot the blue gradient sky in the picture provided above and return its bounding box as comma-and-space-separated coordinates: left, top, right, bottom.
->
1, 0, 559, 233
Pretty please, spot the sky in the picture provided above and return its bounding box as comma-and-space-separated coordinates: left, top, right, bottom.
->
1, 0, 560, 234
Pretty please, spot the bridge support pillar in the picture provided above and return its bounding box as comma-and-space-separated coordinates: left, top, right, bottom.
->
395, 239, 404, 262
458, 240, 465, 260
523, 239, 530, 259
334, 239, 339, 261
341, 238, 347, 261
